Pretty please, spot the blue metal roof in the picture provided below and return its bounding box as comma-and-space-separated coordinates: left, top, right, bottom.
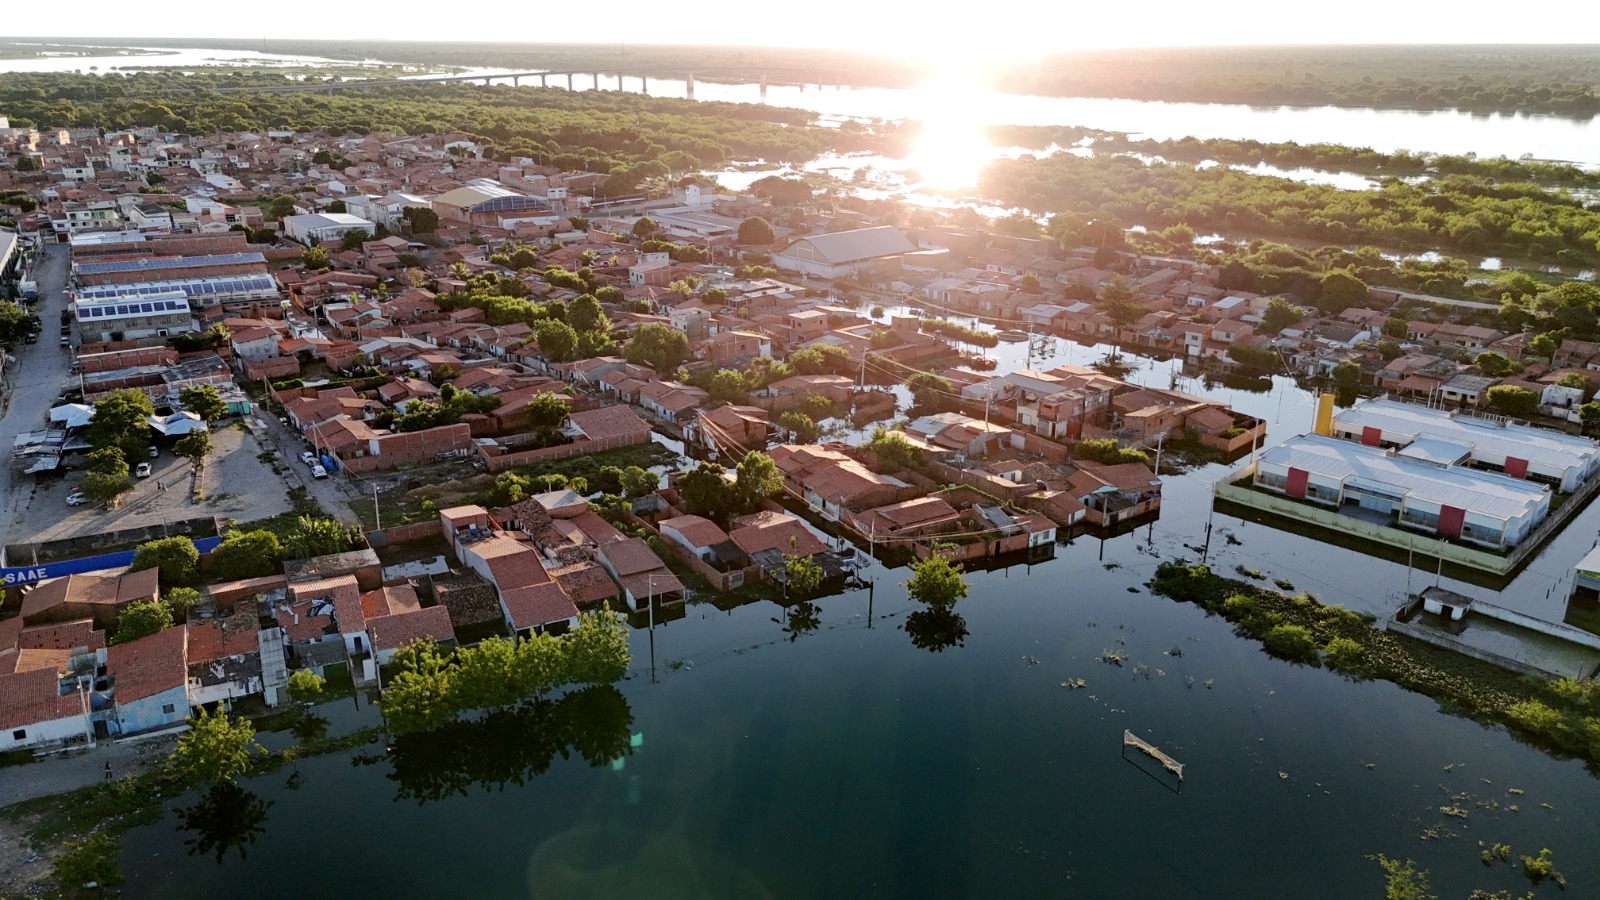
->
76, 273, 278, 301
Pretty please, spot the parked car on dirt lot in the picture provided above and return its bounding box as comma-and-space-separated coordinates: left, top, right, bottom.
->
135, 462, 152, 478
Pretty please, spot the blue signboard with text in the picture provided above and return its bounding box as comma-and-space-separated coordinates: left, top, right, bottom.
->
1, 536, 222, 587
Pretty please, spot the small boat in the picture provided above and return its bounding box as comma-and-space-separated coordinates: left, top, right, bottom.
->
995, 329, 1029, 342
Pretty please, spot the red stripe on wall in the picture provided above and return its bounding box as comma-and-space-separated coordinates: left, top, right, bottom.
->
1361, 426, 1382, 447
1286, 467, 1308, 500
1438, 505, 1465, 539
1504, 457, 1528, 479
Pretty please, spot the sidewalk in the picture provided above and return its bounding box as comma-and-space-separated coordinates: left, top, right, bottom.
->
0, 731, 179, 809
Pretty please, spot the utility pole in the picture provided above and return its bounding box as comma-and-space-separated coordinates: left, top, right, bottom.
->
373, 485, 381, 531
1200, 510, 1214, 565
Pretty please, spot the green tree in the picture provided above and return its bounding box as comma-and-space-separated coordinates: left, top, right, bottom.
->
1260, 296, 1303, 333
1580, 402, 1600, 434
777, 411, 819, 443
623, 322, 689, 372
906, 373, 954, 412
81, 469, 133, 507
565, 604, 632, 685
452, 636, 523, 710
567, 293, 609, 334
867, 428, 921, 472
175, 430, 213, 470
402, 206, 438, 233
287, 669, 325, 702
790, 344, 848, 375
267, 194, 297, 220
0, 301, 41, 345
1474, 350, 1514, 377
131, 536, 200, 586
1097, 275, 1144, 329
1382, 317, 1409, 339
783, 554, 823, 596
1529, 331, 1559, 362
708, 369, 748, 404
619, 465, 658, 498
1487, 384, 1539, 418
86, 388, 155, 468
525, 392, 570, 434
381, 639, 459, 734
209, 529, 284, 581
493, 471, 531, 505
734, 450, 783, 513
702, 286, 729, 306
285, 516, 357, 559
301, 246, 330, 270
164, 587, 201, 620
179, 384, 229, 424
533, 319, 578, 362
52, 831, 123, 898
1558, 371, 1590, 390
737, 216, 775, 245
593, 465, 625, 495
631, 217, 657, 239
1318, 270, 1369, 314
169, 706, 263, 787
676, 461, 734, 517
906, 553, 969, 610
112, 598, 174, 645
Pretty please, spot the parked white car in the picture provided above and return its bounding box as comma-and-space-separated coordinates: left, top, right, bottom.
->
300, 451, 317, 467
66, 491, 87, 506
135, 462, 152, 478
311, 464, 328, 480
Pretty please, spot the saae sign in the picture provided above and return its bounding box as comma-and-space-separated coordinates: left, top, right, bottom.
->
1, 536, 222, 587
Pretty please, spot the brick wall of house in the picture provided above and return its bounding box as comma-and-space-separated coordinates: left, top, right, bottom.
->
77, 346, 178, 373
71, 232, 249, 257
340, 422, 474, 473
364, 519, 444, 548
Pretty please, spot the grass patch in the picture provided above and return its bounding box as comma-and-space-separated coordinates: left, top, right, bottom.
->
1151, 562, 1600, 771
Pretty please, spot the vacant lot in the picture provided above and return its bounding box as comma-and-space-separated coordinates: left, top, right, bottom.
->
16, 424, 294, 549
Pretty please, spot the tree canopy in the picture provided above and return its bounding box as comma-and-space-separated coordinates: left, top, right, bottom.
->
86, 389, 155, 468
131, 536, 200, 587
169, 707, 263, 787
906, 554, 969, 610
180, 384, 229, 424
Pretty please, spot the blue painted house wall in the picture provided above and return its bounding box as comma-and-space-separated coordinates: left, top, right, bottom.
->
113, 685, 190, 736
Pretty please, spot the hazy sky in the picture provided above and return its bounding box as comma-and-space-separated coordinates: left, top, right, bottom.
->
7, 2, 1591, 62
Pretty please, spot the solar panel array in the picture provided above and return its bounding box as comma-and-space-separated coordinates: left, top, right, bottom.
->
74, 252, 266, 275
75, 274, 278, 302
77, 295, 191, 320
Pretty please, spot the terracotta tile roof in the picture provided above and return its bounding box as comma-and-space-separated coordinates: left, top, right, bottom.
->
292, 574, 365, 634
271, 597, 334, 643
19, 620, 104, 652
13, 648, 72, 676
568, 405, 651, 442
1070, 461, 1161, 494
188, 608, 263, 661
600, 538, 668, 577
501, 581, 580, 630
620, 571, 683, 600
0, 668, 84, 732
658, 515, 731, 549
549, 562, 620, 606
367, 606, 454, 652
728, 516, 829, 558
106, 626, 187, 702
361, 585, 421, 620
471, 535, 552, 591
571, 511, 625, 545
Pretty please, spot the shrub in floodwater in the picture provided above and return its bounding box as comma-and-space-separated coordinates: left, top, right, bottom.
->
1262, 624, 1319, 664
1521, 848, 1565, 887
1323, 637, 1366, 673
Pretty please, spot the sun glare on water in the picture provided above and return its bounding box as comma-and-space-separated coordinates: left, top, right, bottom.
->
903, 74, 993, 192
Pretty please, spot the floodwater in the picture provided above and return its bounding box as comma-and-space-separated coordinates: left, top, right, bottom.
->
118, 352, 1600, 898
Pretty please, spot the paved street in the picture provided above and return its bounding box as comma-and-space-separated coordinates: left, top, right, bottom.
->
0, 241, 75, 558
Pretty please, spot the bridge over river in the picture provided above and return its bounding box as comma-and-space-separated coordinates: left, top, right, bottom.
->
200, 67, 843, 99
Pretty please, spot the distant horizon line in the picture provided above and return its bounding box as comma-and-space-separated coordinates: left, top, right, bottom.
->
8, 36, 1600, 52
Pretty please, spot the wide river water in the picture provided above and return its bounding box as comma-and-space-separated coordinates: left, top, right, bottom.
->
10, 45, 1600, 896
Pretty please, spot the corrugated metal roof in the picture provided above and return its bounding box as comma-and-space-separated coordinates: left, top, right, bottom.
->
1262, 434, 1548, 521
74, 252, 265, 275
1335, 399, 1598, 470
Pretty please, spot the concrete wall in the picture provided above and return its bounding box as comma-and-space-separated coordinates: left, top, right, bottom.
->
364, 520, 444, 549
112, 685, 189, 736
0, 710, 87, 752
476, 432, 649, 473
1215, 469, 1513, 574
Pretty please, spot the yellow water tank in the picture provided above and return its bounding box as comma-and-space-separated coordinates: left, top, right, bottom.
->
1314, 392, 1335, 436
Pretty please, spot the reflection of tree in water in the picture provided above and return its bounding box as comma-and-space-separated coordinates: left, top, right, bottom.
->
904, 608, 968, 653
373, 685, 633, 806
289, 710, 329, 745
783, 601, 821, 642
175, 782, 273, 863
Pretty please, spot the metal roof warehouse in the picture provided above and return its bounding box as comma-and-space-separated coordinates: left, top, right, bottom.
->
1254, 433, 1551, 550
1332, 398, 1600, 492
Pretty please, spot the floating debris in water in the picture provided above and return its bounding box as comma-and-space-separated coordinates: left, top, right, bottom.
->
1204, 679, 1214, 689
1507, 788, 1524, 795
1439, 806, 1468, 819
1166, 646, 1183, 658
1126, 586, 1140, 593
1023, 655, 1040, 666
1103, 562, 1122, 571
1364, 762, 1376, 770
1279, 771, 1289, 779
1060, 678, 1086, 690
1185, 675, 1195, 688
